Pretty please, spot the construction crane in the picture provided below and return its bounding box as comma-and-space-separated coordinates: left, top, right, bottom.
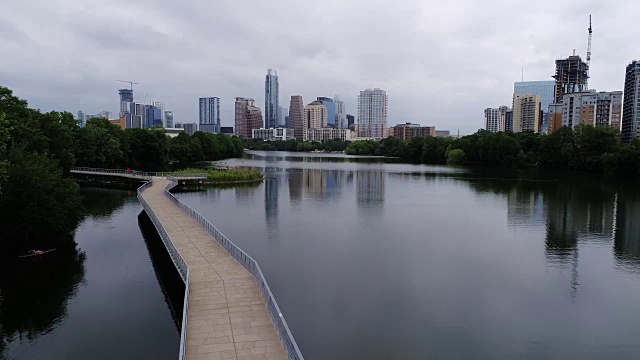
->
585, 15, 592, 87
117, 80, 138, 91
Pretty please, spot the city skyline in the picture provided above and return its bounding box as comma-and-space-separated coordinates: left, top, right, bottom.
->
3, 1, 634, 135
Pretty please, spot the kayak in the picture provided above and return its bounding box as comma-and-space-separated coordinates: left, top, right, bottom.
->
18, 249, 56, 258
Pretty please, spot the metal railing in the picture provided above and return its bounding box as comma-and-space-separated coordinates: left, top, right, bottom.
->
163, 181, 304, 360
72, 167, 207, 181
137, 181, 190, 360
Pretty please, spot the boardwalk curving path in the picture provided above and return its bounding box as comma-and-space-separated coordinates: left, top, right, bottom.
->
140, 177, 287, 360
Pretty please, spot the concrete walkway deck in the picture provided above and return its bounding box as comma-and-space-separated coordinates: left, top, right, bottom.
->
140, 177, 287, 360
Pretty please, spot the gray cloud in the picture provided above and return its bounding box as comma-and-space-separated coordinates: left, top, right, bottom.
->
0, 0, 637, 134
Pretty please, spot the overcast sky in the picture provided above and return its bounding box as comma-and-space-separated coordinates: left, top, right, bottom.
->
1, 0, 638, 134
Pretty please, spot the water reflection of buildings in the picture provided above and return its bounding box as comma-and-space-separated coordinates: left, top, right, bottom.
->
356, 171, 386, 205
235, 184, 259, 201
287, 170, 303, 203
507, 188, 545, 228
499, 181, 627, 298
286, 169, 350, 202
614, 191, 640, 271
265, 177, 279, 226
303, 169, 346, 200
504, 182, 616, 246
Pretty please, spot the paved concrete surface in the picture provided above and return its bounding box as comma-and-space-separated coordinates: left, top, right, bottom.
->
141, 177, 287, 360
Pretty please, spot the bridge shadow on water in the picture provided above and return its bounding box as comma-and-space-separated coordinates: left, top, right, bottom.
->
137, 211, 186, 333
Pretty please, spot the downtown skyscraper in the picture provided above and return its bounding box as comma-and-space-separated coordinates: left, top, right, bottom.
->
484, 106, 509, 132
622, 60, 640, 143
235, 97, 263, 139
316, 97, 335, 127
357, 88, 388, 139
199, 97, 221, 133
118, 89, 133, 117
513, 94, 541, 133
265, 69, 279, 129
288, 95, 304, 140
334, 96, 347, 129
514, 81, 555, 113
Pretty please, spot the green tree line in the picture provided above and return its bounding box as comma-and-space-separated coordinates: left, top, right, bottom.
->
244, 139, 350, 152
344, 127, 640, 175
0, 86, 244, 256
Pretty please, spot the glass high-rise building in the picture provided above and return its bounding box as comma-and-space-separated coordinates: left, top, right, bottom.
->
357, 88, 388, 139
165, 111, 174, 128
153, 101, 165, 127
199, 97, 221, 133
334, 96, 347, 129
514, 81, 555, 134
265, 69, 279, 129
144, 105, 163, 128
316, 97, 335, 127
514, 81, 555, 112
77, 111, 86, 128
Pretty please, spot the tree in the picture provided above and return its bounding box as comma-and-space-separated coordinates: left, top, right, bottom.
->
123, 128, 169, 171
169, 132, 204, 167
447, 149, 466, 165
381, 137, 406, 158
37, 111, 78, 172
192, 132, 217, 159
0, 114, 9, 193
573, 124, 620, 171
75, 120, 124, 168
345, 140, 381, 155
0, 149, 82, 252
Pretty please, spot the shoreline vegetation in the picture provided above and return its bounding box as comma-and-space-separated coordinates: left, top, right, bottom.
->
0, 86, 250, 256
173, 168, 264, 184
243, 138, 350, 152
342, 127, 640, 175
243, 126, 640, 175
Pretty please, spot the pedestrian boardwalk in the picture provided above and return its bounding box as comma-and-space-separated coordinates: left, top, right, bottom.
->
140, 178, 287, 360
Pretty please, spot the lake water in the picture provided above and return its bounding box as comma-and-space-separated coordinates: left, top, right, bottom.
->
174, 150, 640, 359
0, 189, 180, 360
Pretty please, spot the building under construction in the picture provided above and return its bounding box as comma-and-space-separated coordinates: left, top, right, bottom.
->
553, 54, 589, 104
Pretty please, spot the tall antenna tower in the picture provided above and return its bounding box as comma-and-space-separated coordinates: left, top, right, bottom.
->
586, 15, 593, 87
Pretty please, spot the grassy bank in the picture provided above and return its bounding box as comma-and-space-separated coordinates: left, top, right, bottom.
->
173, 168, 264, 184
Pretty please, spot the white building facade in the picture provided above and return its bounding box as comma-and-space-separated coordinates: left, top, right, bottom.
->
304, 128, 354, 142
357, 88, 388, 139
252, 127, 295, 141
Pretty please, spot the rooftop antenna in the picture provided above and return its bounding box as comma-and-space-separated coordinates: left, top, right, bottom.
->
522, 61, 524, 82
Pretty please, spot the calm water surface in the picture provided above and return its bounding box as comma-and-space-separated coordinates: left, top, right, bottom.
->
176, 150, 640, 359
0, 189, 180, 360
